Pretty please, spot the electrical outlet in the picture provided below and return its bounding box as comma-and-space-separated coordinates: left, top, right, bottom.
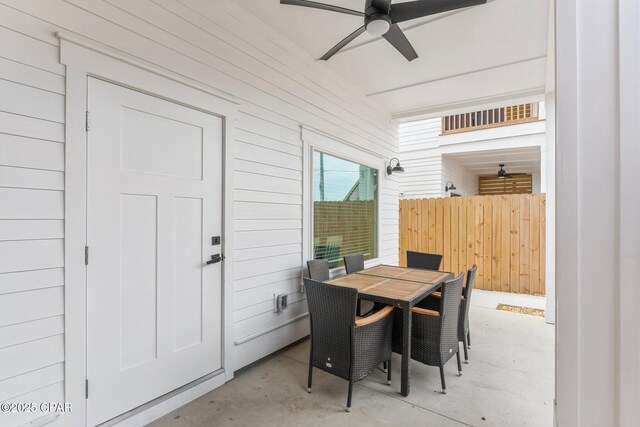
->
273, 293, 289, 313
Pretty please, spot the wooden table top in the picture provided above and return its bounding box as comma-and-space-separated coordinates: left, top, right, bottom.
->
326, 265, 451, 303
357, 265, 451, 284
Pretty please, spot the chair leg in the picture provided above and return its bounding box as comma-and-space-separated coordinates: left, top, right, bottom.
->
383, 361, 388, 373
439, 365, 446, 394
456, 351, 462, 376
467, 330, 471, 348
346, 381, 353, 412
307, 364, 313, 393
462, 334, 469, 364
387, 358, 392, 385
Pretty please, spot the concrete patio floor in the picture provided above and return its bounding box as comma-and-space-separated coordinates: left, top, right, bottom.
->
149, 306, 554, 427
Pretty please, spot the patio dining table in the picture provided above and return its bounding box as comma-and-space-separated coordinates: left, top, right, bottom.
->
326, 265, 452, 397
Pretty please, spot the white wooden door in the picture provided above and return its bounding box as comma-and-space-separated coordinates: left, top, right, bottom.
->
86, 78, 223, 426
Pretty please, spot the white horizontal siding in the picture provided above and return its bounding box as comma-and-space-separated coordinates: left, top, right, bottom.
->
0, 134, 64, 171
399, 117, 441, 153
0, 316, 64, 350
0, 382, 64, 427
0, 362, 64, 402
0, 268, 64, 295
0, 1, 399, 421
0, 7, 68, 425
0, 220, 64, 241
398, 118, 443, 198
441, 156, 479, 196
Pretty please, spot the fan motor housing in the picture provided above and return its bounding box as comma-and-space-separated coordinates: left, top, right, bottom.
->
365, 13, 392, 35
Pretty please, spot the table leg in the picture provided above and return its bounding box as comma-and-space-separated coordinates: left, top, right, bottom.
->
401, 302, 411, 396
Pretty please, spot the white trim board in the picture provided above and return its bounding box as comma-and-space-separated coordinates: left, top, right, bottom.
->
59, 34, 238, 427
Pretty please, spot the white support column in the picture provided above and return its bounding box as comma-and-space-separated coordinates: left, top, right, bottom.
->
543, 94, 555, 325
543, 0, 556, 326
618, 0, 640, 423
556, 0, 640, 425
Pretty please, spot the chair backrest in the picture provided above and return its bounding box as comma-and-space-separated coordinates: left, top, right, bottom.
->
406, 251, 443, 271
463, 264, 477, 299
343, 254, 365, 274
303, 278, 357, 380
439, 273, 465, 353
461, 264, 478, 332
307, 259, 330, 281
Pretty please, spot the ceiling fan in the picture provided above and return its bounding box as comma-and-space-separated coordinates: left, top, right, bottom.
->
280, 0, 487, 61
497, 164, 526, 179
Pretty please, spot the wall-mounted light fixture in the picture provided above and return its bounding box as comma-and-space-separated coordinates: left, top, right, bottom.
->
445, 181, 457, 192
386, 158, 404, 175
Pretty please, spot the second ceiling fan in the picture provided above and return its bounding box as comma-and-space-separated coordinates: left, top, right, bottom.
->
496, 163, 527, 179
281, 0, 487, 61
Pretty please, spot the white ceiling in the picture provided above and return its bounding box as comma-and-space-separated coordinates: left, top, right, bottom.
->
235, 0, 551, 119
444, 146, 541, 176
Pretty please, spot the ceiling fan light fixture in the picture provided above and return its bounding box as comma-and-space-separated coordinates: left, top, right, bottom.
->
365, 13, 391, 36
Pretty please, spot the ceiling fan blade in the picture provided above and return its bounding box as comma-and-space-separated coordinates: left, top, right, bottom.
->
280, 0, 364, 17
319, 26, 366, 60
382, 24, 418, 61
390, 0, 487, 23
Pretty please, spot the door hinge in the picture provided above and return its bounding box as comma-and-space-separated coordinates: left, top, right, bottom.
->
85, 111, 90, 132
85, 379, 89, 399
85, 246, 89, 266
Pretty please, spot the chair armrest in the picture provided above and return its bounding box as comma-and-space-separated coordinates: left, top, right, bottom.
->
430, 291, 464, 300
411, 307, 440, 317
355, 305, 394, 327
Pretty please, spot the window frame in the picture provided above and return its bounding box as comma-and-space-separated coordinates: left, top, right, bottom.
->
301, 127, 384, 279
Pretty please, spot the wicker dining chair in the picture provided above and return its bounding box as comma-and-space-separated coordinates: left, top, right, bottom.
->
418, 265, 477, 363
406, 250, 443, 271
343, 254, 365, 274
307, 259, 330, 281
458, 265, 477, 362
304, 278, 394, 412
392, 273, 465, 394
342, 254, 374, 317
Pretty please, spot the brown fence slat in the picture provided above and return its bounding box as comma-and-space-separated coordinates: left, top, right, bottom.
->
483, 196, 493, 290
520, 195, 531, 294
492, 196, 502, 291
501, 195, 511, 292
530, 194, 541, 295
510, 195, 520, 293
465, 197, 474, 273
450, 197, 459, 274
539, 195, 547, 296
443, 198, 452, 272
399, 194, 545, 295
474, 196, 484, 289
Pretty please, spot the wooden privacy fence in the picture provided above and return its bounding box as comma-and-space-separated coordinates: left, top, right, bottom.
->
399, 194, 546, 295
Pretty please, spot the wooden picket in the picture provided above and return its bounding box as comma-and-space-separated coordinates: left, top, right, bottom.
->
399, 194, 546, 295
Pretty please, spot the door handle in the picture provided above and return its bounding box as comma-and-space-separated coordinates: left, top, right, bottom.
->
206, 254, 224, 265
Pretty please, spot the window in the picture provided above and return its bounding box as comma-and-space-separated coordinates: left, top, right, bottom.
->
312, 151, 378, 268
